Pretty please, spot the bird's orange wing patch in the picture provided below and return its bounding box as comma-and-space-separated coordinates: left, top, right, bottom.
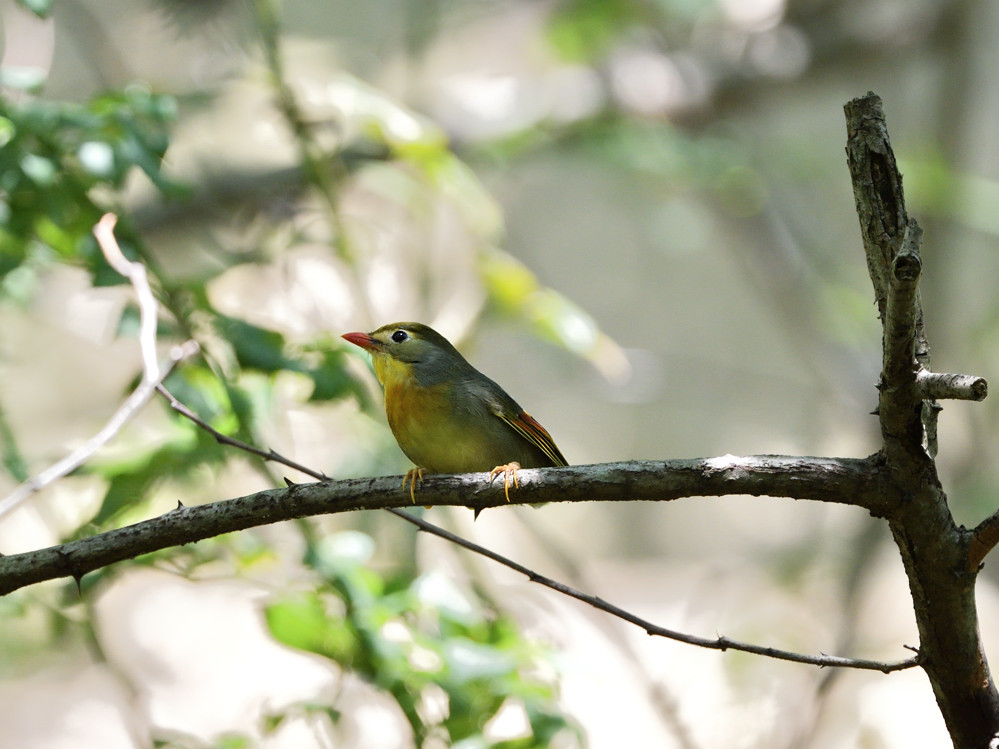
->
497, 410, 568, 467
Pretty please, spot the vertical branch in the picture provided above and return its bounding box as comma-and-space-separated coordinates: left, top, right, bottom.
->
845, 92, 999, 749
844, 93, 909, 321
844, 95, 942, 456
880, 219, 926, 451
93, 215, 162, 380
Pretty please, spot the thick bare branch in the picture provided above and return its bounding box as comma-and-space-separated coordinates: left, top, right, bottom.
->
846, 95, 933, 456
846, 91, 999, 748
0, 452, 914, 673
153, 380, 899, 674
883, 221, 922, 387
0, 455, 885, 596
844, 92, 908, 322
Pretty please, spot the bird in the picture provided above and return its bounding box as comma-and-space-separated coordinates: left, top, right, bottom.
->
341, 322, 567, 513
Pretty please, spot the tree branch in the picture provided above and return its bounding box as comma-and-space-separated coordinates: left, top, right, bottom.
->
93, 213, 162, 377
0, 344, 196, 520
391, 506, 919, 673
154, 373, 901, 675
0, 453, 916, 673
0, 214, 199, 520
883, 220, 922, 388
845, 93, 908, 322
0, 455, 887, 597
969, 512, 999, 572
915, 371, 987, 402
846, 91, 999, 747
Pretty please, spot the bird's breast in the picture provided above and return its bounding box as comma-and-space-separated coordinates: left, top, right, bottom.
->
378, 359, 553, 473
384, 378, 472, 471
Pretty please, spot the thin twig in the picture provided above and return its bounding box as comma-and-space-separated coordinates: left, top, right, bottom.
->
969, 512, 999, 571
0, 346, 196, 520
0, 215, 199, 520
93, 213, 161, 378
388, 507, 919, 673
155, 384, 328, 481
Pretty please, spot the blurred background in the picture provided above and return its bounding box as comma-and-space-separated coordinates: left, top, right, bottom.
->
2, 0, 999, 746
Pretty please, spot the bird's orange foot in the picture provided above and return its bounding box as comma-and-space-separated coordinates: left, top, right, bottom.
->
488, 462, 522, 502
402, 467, 425, 504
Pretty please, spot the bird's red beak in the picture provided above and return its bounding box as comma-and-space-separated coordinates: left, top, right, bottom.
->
342, 331, 378, 351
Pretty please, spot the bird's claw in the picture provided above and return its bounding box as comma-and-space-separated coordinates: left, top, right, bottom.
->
402, 467, 425, 504
488, 462, 521, 502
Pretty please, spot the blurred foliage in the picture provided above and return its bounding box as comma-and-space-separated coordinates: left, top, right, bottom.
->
0, 0, 620, 527
0, 0, 598, 743
546, 0, 645, 62
95, 530, 580, 748
266, 531, 580, 747
545, 0, 709, 63
0, 85, 180, 286
14, 0, 54, 20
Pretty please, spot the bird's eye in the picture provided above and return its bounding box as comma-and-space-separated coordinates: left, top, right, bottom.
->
391, 330, 408, 343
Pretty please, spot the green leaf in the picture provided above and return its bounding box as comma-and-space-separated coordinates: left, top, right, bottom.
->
480, 246, 627, 379
162, 365, 236, 432
305, 347, 355, 401
0, 400, 29, 482
0, 116, 15, 148
526, 704, 582, 745
303, 344, 370, 405
442, 638, 516, 683
19, 154, 57, 185
212, 734, 253, 749
14, 0, 54, 19
266, 593, 362, 665
545, 0, 639, 62
0, 87, 179, 281
83, 425, 223, 531
219, 317, 291, 373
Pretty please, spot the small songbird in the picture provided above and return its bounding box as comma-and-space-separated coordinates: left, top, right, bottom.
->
342, 322, 567, 510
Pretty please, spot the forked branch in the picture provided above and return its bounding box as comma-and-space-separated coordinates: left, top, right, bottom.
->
0, 216, 199, 520
846, 91, 998, 748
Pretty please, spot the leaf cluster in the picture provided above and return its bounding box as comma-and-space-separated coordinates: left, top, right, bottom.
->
265, 531, 580, 748
0, 86, 180, 289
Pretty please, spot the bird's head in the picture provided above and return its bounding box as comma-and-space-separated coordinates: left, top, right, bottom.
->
342, 322, 466, 386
